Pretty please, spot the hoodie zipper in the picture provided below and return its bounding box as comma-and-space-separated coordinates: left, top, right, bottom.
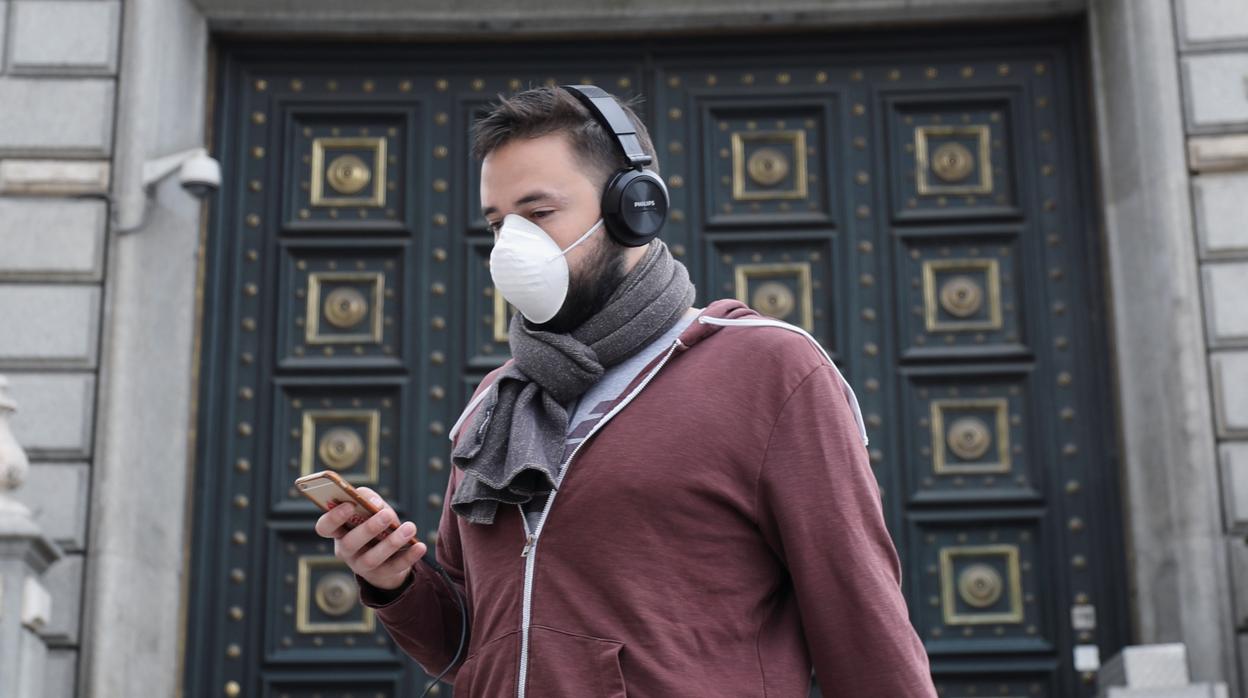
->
515, 338, 684, 698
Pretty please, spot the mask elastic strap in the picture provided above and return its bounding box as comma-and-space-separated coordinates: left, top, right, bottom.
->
555, 218, 605, 258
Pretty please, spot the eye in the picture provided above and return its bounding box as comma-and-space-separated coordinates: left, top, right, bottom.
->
486, 220, 501, 234
530, 209, 554, 221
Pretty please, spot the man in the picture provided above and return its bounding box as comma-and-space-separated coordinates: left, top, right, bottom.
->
314, 86, 936, 697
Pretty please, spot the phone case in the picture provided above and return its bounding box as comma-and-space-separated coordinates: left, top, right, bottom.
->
295, 470, 414, 546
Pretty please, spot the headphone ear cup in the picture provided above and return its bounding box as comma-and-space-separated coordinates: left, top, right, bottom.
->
601, 169, 669, 247
645, 168, 670, 204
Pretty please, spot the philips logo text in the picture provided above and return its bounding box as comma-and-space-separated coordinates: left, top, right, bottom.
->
633, 200, 656, 208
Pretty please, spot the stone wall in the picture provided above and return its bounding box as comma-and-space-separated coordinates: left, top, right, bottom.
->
0, 1, 123, 695
1174, 0, 1248, 685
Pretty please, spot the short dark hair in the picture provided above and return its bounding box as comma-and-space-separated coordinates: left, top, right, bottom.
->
470, 86, 660, 188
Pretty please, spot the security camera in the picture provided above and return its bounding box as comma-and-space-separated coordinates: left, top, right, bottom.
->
142, 147, 222, 200
113, 146, 225, 233
177, 150, 222, 198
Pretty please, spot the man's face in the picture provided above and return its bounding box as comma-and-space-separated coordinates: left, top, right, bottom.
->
480, 133, 628, 334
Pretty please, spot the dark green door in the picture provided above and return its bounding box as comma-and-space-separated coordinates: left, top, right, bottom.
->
189, 24, 1126, 697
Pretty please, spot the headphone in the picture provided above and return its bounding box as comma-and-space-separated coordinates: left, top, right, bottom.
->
560, 84, 669, 248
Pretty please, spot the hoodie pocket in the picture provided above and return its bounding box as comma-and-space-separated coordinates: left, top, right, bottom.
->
526, 625, 628, 698
453, 630, 520, 697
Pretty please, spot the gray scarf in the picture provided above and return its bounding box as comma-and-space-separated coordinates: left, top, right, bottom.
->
449, 239, 696, 524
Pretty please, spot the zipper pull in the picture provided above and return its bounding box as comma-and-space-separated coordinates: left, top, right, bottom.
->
521, 534, 536, 558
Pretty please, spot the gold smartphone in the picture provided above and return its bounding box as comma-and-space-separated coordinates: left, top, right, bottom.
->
295, 470, 416, 547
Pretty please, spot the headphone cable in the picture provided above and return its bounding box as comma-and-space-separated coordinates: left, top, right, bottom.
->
416, 557, 468, 698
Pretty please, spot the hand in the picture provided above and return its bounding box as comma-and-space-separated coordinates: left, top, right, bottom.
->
314, 486, 428, 591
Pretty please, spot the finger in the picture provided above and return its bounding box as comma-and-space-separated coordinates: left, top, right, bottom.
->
371, 538, 429, 581
340, 508, 398, 557
357, 521, 419, 570
335, 533, 423, 565
314, 503, 358, 538
355, 487, 385, 509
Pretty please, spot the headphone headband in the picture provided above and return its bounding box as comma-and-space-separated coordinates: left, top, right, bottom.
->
560, 84, 652, 170
557, 84, 667, 247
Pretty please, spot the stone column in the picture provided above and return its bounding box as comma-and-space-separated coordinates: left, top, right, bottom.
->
0, 375, 62, 697
1087, 0, 1238, 690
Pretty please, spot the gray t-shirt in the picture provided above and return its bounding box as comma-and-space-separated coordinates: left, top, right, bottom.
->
522, 307, 699, 530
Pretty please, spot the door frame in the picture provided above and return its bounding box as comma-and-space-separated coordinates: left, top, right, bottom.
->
185, 23, 1127, 696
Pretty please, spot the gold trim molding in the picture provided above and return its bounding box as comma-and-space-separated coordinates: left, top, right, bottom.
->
930, 397, 1011, 474
915, 125, 992, 195
731, 129, 809, 201
296, 555, 376, 633
922, 259, 1002, 333
310, 136, 387, 207
305, 272, 385, 345
939, 544, 1024, 625
299, 408, 381, 483
734, 262, 814, 331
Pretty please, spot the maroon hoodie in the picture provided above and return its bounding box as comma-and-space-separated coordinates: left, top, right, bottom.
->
357, 299, 936, 697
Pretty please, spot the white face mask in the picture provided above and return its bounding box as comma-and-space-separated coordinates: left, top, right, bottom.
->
489, 213, 605, 324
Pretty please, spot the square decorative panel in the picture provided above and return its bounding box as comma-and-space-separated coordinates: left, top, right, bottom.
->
915, 125, 992, 195
299, 408, 381, 482
940, 544, 1023, 625
278, 246, 404, 367
284, 113, 408, 230
731, 130, 808, 200
734, 262, 814, 332
930, 398, 1010, 474
887, 96, 1018, 220
265, 527, 396, 662
911, 519, 1048, 653
904, 375, 1038, 503
305, 272, 385, 344
271, 382, 402, 513
310, 137, 387, 207
897, 238, 1024, 358
923, 258, 1003, 333
702, 103, 832, 226
710, 240, 835, 349
297, 555, 376, 633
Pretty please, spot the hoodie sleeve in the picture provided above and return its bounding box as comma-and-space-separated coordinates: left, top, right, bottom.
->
356, 471, 470, 681
756, 364, 936, 698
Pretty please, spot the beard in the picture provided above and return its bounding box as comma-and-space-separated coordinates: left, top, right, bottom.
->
527, 232, 629, 335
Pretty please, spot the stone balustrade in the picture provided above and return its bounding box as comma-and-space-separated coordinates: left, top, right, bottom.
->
0, 374, 62, 697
